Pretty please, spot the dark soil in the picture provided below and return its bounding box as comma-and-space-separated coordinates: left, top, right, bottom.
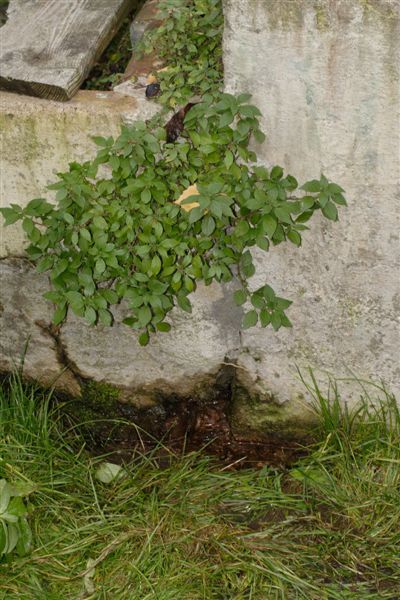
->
0, 0, 9, 27
82, 1, 145, 90
65, 370, 310, 470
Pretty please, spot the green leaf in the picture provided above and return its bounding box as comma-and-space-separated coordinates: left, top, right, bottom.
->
302, 180, 321, 193
93, 216, 107, 230
0, 207, 21, 225
260, 309, 271, 328
235, 220, 250, 237
22, 218, 34, 235
251, 293, 264, 309
139, 331, 150, 346
177, 295, 192, 313
188, 207, 203, 224
7, 497, 27, 519
150, 255, 162, 276
52, 304, 67, 325
322, 201, 338, 221
15, 518, 32, 557
237, 93, 252, 103
201, 216, 215, 236
287, 230, 302, 246
280, 313, 293, 328
327, 182, 345, 194
98, 308, 113, 326
256, 236, 270, 251
138, 306, 152, 327
92, 136, 109, 147
262, 285, 276, 302
36, 256, 53, 273
253, 129, 266, 144
262, 215, 277, 238
102, 289, 119, 304
141, 189, 151, 204
233, 289, 248, 306
332, 192, 347, 206
270, 166, 283, 180
224, 151, 234, 168
84, 307, 97, 326
271, 311, 282, 331
242, 310, 258, 329
95, 258, 106, 274
156, 322, 171, 332
65, 291, 84, 309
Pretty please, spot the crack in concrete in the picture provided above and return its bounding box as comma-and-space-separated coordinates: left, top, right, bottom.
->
34, 319, 83, 388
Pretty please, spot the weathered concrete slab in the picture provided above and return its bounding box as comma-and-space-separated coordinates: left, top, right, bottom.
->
223, 0, 400, 401
0, 0, 132, 100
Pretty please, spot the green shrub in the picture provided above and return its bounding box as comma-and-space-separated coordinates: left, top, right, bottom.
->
0, 0, 346, 344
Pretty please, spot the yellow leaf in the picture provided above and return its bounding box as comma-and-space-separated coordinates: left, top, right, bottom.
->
146, 74, 157, 84
174, 185, 200, 212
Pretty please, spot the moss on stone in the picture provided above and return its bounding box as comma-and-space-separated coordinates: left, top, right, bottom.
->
230, 384, 317, 439
82, 380, 120, 414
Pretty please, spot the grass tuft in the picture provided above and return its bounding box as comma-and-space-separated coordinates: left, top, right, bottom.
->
0, 374, 399, 599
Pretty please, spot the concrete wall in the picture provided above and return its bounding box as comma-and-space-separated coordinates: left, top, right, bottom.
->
0, 0, 399, 436
223, 0, 400, 404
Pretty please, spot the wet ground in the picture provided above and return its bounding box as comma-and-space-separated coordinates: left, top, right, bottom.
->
68, 381, 311, 470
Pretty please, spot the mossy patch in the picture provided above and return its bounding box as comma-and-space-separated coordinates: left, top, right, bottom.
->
230, 383, 317, 440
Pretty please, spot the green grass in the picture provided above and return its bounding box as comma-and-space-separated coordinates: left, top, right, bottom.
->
0, 374, 399, 599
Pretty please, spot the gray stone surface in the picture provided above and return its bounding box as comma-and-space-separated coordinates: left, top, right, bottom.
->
223, 0, 400, 402
0, 259, 80, 395
0, 257, 241, 405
